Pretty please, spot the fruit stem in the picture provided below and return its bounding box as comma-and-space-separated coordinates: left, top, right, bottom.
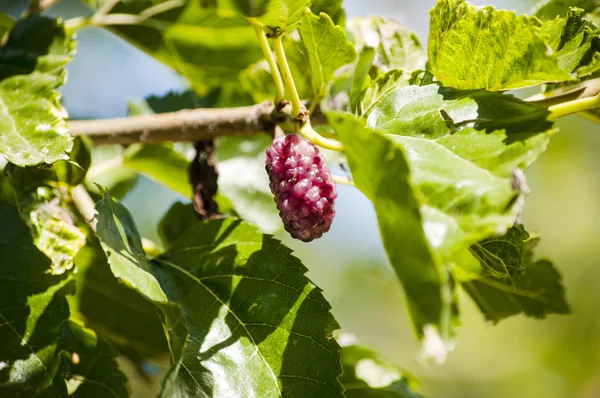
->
273, 35, 302, 118
253, 25, 285, 104
548, 93, 600, 120
299, 122, 343, 151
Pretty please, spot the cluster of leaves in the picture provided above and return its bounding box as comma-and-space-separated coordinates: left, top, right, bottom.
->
0, 0, 596, 396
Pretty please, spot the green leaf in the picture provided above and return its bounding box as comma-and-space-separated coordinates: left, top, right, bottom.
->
7, 161, 88, 275
95, 191, 187, 359
365, 84, 553, 260
0, 16, 74, 166
358, 69, 408, 116
454, 226, 570, 321
366, 84, 553, 136
298, 12, 357, 99
0, 201, 75, 397
157, 201, 197, 250
152, 218, 343, 397
533, 0, 600, 19
215, 134, 282, 233
348, 17, 427, 77
68, 238, 169, 360
0, 11, 15, 38
66, 322, 130, 398
428, 0, 572, 90
123, 143, 192, 197
540, 7, 600, 73
101, 1, 262, 95
340, 343, 423, 398
328, 113, 455, 354
348, 47, 376, 110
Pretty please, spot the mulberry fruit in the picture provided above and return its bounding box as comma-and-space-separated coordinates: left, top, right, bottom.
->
265, 134, 337, 242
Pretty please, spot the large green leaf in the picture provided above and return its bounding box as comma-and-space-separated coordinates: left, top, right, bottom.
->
68, 238, 169, 360
95, 191, 187, 360
66, 322, 130, 398
540, 7, 600, 73
298, 12, 357, 99
328, 113, 456, 356
428, 0, 572, 90
365, 84, 553, 260
454, 225, 570, 322
157, 201, 197, 250
216, 134, 282, 233
96, 1, 262, 95
0, 201, 75, 397
152, 218, 343, 397
0, 16, 74, 166
340, 343, 423, 398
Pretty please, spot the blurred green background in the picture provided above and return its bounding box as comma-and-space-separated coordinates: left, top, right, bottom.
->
3, 0, 600, 397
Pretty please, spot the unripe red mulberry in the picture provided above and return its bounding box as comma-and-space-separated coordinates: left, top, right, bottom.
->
265, 134, 337, 242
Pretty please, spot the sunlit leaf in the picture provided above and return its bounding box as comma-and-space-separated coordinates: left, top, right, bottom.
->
0, 16, 74, 166
533, 0, 600, 19
0, 201, 75, 397
328, 112, 456, 353
153, 218, 344, 397
298, 12, 357, 99
428, 0, 572, 90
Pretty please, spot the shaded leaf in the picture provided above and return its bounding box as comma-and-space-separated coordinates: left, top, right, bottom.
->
0, 201, 75, 397
428, 0, 572, 90
66, 321, 130, 398
328, 112, 456, 353
152, 218, 343, 397
298, 12, 357, 99
541, 7, 600, 73
240, 60, 276, 103
216, 134, 282, 233
157, 201, 196, 250
340, 343, 422, 398
0, 16, 74, 166
68, 238, 169, 360
311, 0, 345, 26
454, 226, 570, 321
95, 191, 187, 360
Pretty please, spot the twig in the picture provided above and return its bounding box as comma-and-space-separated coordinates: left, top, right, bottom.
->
68, 101, 328, 145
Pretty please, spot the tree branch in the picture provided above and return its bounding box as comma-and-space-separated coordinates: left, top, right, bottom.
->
68, 101, 327, 145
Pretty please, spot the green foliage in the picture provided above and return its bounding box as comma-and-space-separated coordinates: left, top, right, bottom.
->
428, 0, 573, 90
6, 137, 90, 274
297, 12, 357, 100
0, 201, 75, 397
1, 0, 596, 395
455, 225, 570, 321
0, 16, 74, 166
66, 321, 129, 397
